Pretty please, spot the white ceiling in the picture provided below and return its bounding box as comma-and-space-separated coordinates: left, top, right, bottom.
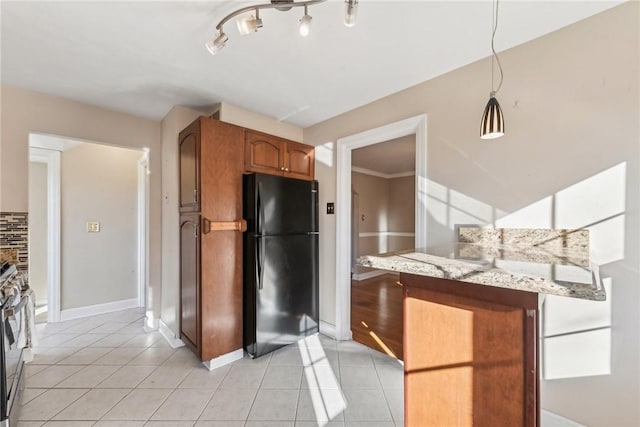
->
0, 1, 624, 128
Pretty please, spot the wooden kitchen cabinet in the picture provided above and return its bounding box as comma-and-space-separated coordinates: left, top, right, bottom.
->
178, 117, 245, 364
179, 120, 200, 212
402, 273, 539, 427
244, 129, 315, 180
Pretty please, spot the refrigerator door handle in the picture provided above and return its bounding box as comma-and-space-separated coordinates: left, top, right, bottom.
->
257, 182, 265, 236
256, 236, 265, 290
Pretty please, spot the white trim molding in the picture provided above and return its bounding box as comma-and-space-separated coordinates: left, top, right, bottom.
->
319, 321, 343, 339
335, 114, 427, 341
352, 269, 392, 281
358, 231, 415, 238
137, 152, 149, 308
60, 298, 139, 322
29, 146, 61, 323
159, 320, 185, 348
202, 348, 244, 371
352, 166, 415, 179
541, 410, 586, 427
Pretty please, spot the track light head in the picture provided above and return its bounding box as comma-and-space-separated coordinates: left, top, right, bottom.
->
344, 0, 358, 27
299, 6, 312, 37
205, 31, 228, 56
237, 12, 263, 35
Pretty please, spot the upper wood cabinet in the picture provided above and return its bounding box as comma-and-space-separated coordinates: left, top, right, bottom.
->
244, 130, 315, 181
179, 121, 200, 212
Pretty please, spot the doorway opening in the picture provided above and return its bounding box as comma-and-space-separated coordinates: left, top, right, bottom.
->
28, 133, 149, 323
349, 136, 416, 358
335, 115, 428, 344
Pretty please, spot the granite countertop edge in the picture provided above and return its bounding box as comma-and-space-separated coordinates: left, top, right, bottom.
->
357, 246, 606, 302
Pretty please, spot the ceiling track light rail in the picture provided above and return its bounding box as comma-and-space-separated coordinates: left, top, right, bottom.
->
207, 0, 359, 55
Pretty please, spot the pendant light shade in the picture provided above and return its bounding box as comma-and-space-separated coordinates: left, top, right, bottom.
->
480, 0, 505, 140
480, 94, 504, 139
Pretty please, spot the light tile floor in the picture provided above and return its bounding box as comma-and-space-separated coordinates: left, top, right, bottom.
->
19, 308, 404, 427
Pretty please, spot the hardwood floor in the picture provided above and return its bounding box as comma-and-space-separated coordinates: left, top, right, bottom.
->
351, 273, 404, 360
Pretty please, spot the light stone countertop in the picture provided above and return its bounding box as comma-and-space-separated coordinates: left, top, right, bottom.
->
357, 243, 605, 301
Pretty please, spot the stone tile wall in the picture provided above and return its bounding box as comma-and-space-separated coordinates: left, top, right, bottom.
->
0, 212, 29, 272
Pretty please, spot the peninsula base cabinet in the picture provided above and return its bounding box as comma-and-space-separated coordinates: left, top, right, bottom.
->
401, 273, 540, 427
179, 117, 245, 364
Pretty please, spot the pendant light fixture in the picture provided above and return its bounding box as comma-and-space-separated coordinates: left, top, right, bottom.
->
480, 0, 505, 139
206, 0, 359, 56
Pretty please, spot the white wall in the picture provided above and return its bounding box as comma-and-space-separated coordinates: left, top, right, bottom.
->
60, 143, 141, 310
28, 161, 48, 305
304, 3, 639, 425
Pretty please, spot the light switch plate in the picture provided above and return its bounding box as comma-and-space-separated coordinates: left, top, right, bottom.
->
87, 222, 100, 233
327, 203, 335, 215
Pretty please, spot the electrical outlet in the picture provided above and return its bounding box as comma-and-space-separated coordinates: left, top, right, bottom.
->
87, 222, 100, 233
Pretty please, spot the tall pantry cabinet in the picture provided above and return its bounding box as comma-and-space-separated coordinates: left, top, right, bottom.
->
179, 117, 245, 364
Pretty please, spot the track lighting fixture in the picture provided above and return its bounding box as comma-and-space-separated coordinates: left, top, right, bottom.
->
344, 0, 358, 27
299, 6, 312, 37
480, 0, 505, 139
237, 11, 263, 36
206, 0, 359, 56
205, 31, 228, 55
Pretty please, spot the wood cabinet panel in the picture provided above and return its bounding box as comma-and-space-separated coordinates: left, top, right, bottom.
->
179, 121, 200, 212
285, 141, 315, 181
401, 273, 539, 427
244, 130, 285, 175
179, 213, 200, 352
244, 130, 314, 180
178, 117, 245, 362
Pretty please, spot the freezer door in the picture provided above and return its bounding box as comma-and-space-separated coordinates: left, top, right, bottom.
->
245, 173, 318, 235
250, 233, 319, 358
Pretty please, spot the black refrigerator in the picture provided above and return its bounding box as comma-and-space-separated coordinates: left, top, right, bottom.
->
243, 173, 319, 358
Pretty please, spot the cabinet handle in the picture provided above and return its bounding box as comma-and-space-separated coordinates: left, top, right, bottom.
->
284, 167, 289, 172
280, 166, 285, 171
193, 189, 198, 204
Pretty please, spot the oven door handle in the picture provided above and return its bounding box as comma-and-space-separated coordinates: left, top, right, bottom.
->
3, 296, 28, 320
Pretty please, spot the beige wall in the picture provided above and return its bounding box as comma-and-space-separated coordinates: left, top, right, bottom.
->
28, 161, 48, 304
305, 3, 639, 425
352, 172, 415, 273
0, 84, 162, 317
60, 143, 141, 310
219, 102, 304, 142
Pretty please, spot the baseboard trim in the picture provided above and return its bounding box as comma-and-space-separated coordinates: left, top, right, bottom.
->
352, 269, 394, 281
541, 410, 586, 427
319, 321, 336, 338
158, 320, 185, 348
144, 311, 159, 332
203, 348, 244, 371
59, 298, 138, 322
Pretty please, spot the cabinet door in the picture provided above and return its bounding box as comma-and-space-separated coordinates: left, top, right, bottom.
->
180, 214, 200, 354
285, 141, 315, 181
179, 122, 200, 212
244, 130, 285, 176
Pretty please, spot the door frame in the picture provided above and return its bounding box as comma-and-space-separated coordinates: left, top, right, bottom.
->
334, 115, 428, 341
29, 147, 62, 323
29, 134, 149, 322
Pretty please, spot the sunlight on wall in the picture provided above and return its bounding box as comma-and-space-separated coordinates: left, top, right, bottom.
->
315, 142, 334, 168
495, 197, 554, 229
425, 163, 626, 382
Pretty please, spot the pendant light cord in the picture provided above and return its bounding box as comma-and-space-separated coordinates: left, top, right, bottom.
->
491, 0, 504, 95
